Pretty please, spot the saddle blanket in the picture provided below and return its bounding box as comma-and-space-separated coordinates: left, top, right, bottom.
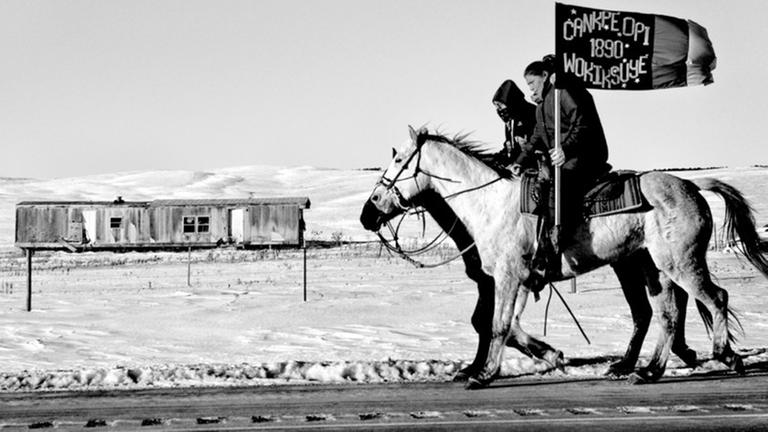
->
520, 170, 645, 218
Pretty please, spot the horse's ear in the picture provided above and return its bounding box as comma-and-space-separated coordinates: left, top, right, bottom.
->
408, 125, 417, 142
392, 147, 397, 158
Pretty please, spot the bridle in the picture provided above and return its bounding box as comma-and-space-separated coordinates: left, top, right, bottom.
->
376, 134, 427, 210
373, 135, 504, 268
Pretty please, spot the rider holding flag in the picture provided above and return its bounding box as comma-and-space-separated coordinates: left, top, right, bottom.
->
518, 54, 610, 282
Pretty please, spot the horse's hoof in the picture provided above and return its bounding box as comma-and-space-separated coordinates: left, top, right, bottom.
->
606, 361, 635, 378
716, 351, 745, 375
544, 350, 566, 372
730, 355, 746, 376
674, 348, 698, 368
453, 365, 480, 382
465, 376, 491, 390
627, 372, 647, 385
453, 371, 470, 382
628, 368, 662, 385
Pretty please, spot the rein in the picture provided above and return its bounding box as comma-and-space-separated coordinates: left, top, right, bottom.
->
443, 176, 504, 200
543, 282, 591, 345
388, 207, 457, 256
377, 231, 477, 269
376, 174, 504, 268
375, 137, 510, 268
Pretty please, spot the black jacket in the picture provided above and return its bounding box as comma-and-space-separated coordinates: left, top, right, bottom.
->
523, 81, 608, 173
492, 80, 537, 167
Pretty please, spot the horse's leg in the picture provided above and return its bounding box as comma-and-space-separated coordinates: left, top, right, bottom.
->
670, 286, 698, 367
672, 273, 743, 374
628, 271, 678, 384
498, 243, 569, 373
505, 288, 565, 370
647, 243, 742, 378
421, 193, 495, 383
454, 267, 494, 382
606, 253, 652, 377
609, 251, 697, 377
466, 271, 520, 390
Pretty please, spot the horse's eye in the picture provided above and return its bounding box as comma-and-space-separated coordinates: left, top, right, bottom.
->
395, 158, 403, 164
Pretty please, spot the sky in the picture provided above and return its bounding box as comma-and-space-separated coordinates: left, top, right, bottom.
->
1, 0, 767, 179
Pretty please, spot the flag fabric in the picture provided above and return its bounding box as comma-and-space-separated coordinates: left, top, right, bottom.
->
555, 3, 716, 90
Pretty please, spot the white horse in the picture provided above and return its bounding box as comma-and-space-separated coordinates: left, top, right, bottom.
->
360, 126, 768, 389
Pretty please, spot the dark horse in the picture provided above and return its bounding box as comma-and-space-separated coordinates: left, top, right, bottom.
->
361, 127, 768, 389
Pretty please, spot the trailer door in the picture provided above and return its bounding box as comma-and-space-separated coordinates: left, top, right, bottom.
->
82, 210, 96, 244
228, 208, 244, 243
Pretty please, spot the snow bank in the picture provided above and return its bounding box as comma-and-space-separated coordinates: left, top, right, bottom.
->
3, 349, 765, 392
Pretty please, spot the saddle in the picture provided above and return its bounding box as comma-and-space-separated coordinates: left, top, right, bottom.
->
520, 169, 646, 218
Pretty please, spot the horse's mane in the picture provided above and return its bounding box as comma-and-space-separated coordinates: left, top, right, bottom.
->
418, 129, 509, 176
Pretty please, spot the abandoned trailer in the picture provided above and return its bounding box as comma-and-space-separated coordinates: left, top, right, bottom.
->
14, 197, 311, 310
15, 196, 310, 251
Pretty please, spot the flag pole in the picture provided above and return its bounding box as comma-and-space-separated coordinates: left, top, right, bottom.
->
554, 85, 572, 292
554, 87, 561, 230
554, 2, 561, 238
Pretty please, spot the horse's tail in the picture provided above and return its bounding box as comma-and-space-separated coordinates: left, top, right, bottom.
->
693, 177, 768, 278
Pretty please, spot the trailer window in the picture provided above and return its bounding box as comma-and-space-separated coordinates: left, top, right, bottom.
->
110, 217, 122, 229
197, 216, 210, 232
183, 216, 196, 233
183, 215, 210, 233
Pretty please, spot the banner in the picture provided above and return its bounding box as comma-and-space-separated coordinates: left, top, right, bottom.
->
555, 3, 716, 90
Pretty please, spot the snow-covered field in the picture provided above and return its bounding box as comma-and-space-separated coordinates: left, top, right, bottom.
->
1, 165, 768, 391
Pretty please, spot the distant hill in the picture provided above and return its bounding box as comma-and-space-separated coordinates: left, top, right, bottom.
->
1, 165, 766, 251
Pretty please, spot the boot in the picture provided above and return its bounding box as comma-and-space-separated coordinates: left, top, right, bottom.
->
524, 222, 556, 295
534, 232, 562, 281
546, 224, 563, 279
525, 224, 564, 294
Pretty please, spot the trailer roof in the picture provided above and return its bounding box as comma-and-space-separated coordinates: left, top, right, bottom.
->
16, 200, 148, 206
150, 197, 311, 208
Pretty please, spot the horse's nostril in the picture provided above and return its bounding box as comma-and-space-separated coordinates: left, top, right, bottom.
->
371, 194, 380, 203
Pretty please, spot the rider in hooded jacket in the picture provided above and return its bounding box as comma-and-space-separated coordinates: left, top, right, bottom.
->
491, 80, 537, 171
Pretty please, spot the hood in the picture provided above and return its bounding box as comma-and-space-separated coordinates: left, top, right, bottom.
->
492, 80, 525, 107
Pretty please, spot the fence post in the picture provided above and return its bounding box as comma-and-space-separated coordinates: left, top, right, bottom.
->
26, 249, 33, 311
303, 246, 307, 302
187, 245, 192, 287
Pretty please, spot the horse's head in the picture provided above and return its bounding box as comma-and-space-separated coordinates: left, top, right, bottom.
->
360, 126, 433, 232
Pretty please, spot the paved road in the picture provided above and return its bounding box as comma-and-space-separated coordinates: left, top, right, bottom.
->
1, 371, 768, 431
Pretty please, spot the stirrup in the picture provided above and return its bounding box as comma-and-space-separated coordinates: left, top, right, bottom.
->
526, 246, 562, 295
524, 256, 548, 301
525, 272, 546, 302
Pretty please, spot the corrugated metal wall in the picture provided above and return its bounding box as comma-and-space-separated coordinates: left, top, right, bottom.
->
149, 206, 230, 244
16, 206, 71, 244
245, 205, 300, 244
94, 207, 151, 244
